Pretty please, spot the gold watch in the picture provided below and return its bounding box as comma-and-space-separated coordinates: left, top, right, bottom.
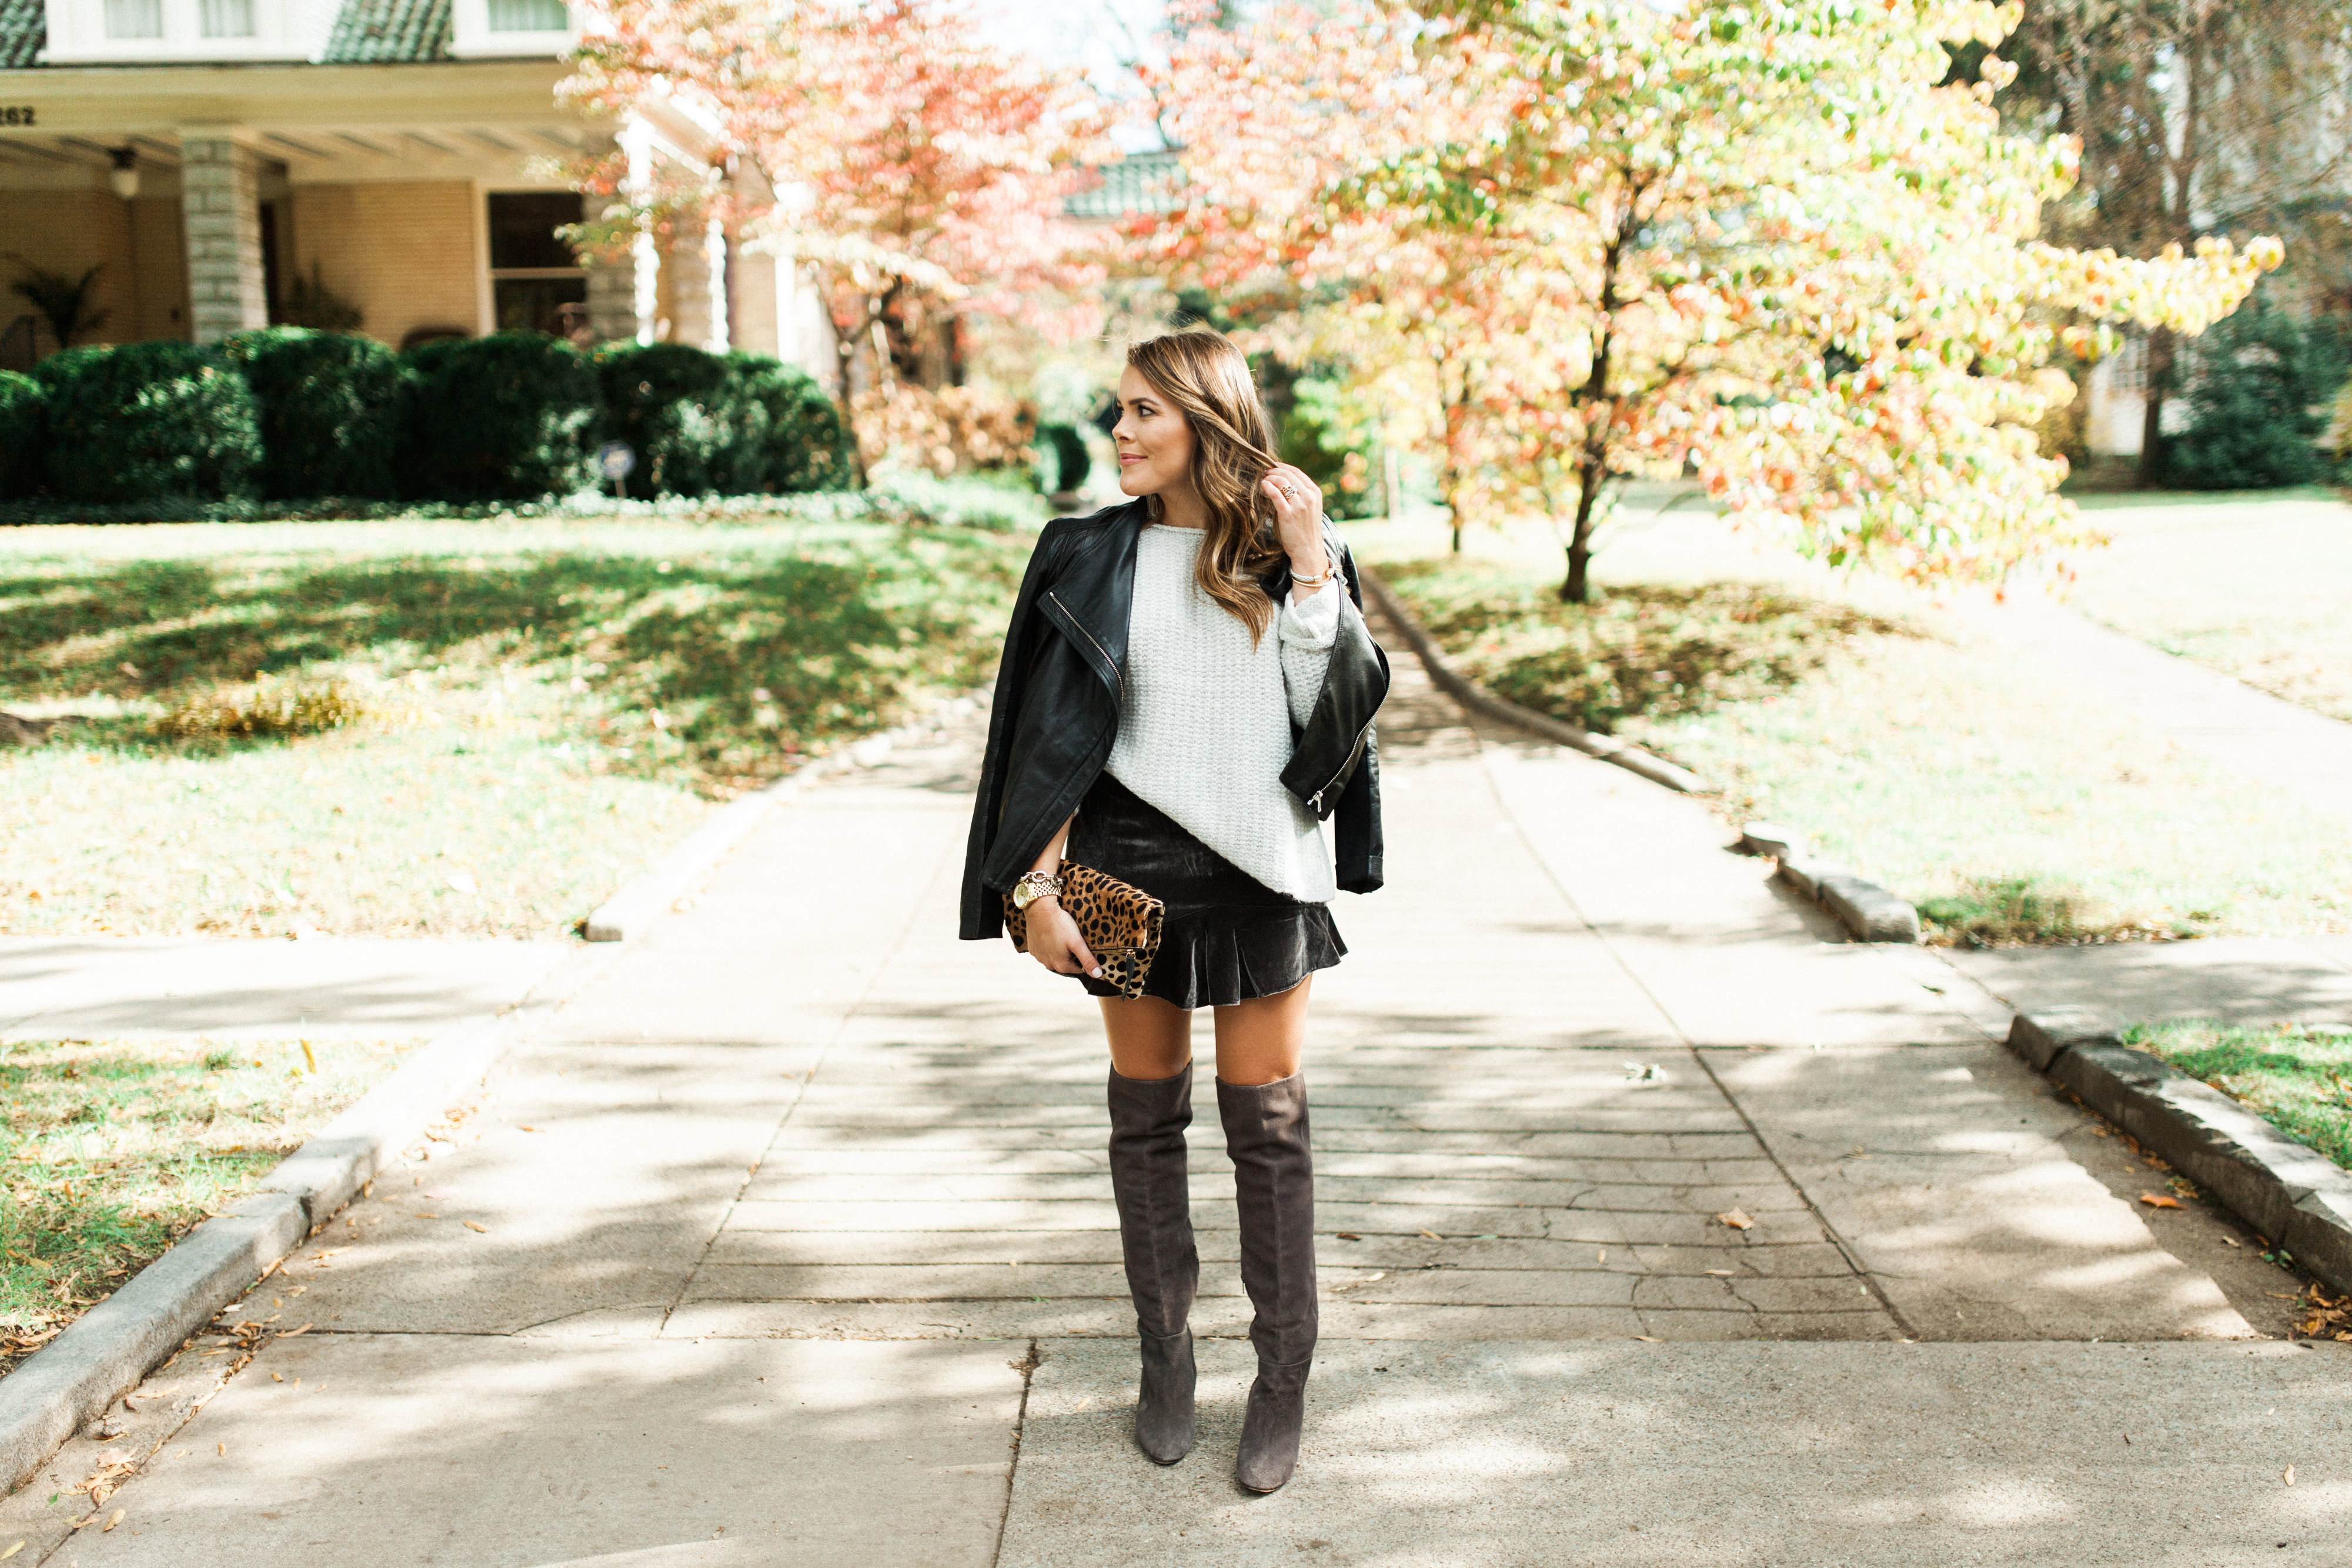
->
1011, 870, 1063, 911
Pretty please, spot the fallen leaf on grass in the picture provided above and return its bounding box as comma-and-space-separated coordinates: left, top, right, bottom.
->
464, 1221, 489, 1233
1416, 1229, 1442, 1241
445, 870, 479, 896
1715, 1210, 1754, 1231
2140, 1193, 2183, 1209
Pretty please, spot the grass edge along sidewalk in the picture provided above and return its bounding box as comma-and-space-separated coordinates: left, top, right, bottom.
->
0, 1012, 518, 1496
2006, 1010, 2352, 1303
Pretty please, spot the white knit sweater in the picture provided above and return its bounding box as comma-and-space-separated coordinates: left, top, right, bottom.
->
1104, 523, 1342, 904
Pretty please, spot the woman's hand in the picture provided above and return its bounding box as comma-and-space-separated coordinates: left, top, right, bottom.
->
1025, 899, 1102, 979
1259, 463, 1330, 583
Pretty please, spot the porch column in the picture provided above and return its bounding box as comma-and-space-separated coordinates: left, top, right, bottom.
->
584, 249, 639, 345
179, 132, 269, 344
666, 218, 727, 352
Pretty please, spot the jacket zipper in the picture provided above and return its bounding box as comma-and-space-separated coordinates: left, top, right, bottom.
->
1307, 718, 1375, 817
1048, 590, 1122, 698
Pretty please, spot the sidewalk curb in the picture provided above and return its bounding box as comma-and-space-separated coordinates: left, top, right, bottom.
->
0, 941, 622, 1498
1356, 566, 1709, 795
0, 1014, 513, 1495
2003, 1010, 2352, 1297
1769, 850, 1923, 945
584, 694, 983, 942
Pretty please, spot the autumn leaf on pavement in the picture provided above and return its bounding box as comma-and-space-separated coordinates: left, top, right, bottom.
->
464, 1221, 489, 1233
2140, 1193, 2183, 1209
1715, 1210, 1754, 1231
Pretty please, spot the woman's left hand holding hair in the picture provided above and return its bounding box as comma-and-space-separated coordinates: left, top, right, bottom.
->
1260, 464, 1332, 601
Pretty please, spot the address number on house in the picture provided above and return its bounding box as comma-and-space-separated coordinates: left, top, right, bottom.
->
0, 108, 35, 127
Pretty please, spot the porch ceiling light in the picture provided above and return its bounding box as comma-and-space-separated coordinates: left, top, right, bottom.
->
108, 148, 139, 200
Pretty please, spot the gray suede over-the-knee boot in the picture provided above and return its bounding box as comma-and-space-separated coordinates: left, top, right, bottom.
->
1108, 1064, 1200, 1465
1218, 1071, 1317, 1493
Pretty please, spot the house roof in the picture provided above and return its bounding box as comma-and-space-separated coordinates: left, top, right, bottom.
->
320, 0, 452, 62
0, 0, 455, 68
1065, 148, 1185, 222
0, 0, 44, 70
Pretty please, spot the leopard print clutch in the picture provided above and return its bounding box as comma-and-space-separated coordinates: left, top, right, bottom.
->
1004, 860, 1165, 1001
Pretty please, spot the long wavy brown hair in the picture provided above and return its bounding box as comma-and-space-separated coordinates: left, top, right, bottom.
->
1125, 330, 1288, 644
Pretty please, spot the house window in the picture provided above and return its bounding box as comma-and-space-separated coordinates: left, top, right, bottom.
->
199, 0, 256, 35
103, 0, 163, 38
489, 192, 587, 337
486, 0, 568, 30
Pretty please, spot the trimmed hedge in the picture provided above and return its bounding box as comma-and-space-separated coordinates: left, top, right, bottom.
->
724, 352, 854, 494
223, 327, 401, 499
33, 342, 260, 504
594, 341, 740, 499
2, 333, 856, 509
592, 343, 855, 499
0, 371, 42, 502
401, 332, 602, 502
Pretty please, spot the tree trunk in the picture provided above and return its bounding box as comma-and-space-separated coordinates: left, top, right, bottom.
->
1559, 462, 1606, 604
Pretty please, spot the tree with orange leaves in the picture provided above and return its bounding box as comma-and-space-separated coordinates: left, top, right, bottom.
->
1147, 0, 2281, 601
563, 0, 1111, 466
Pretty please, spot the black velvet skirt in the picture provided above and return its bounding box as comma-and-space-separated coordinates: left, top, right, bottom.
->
1063, 770, 1345, 1009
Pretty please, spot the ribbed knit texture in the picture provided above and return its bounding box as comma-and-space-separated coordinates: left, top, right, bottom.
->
1105, 524, 1340, 904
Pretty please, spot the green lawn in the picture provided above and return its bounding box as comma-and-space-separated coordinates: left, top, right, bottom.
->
1, 1035, 419, 1373
2126, 1021, 2352, 1176
0, 512, 1031, 938
1354, 502, 2352, 944
2060, 492, 2352, 724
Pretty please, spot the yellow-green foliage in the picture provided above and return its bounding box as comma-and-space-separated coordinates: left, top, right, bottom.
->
155, 674, 368, 740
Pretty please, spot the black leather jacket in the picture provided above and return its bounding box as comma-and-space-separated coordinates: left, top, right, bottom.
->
958, 499, 1389, 941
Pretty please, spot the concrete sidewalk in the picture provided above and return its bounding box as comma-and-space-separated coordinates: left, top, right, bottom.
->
4, 646, 2344, 1566
0, 934, 569, 1039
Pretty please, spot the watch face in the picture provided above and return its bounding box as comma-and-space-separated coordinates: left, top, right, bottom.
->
1013, 881, 1037, 911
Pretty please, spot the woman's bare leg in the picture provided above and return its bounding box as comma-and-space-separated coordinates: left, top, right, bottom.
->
1100, 995, 1193, 1081
1210, 976, 1312, 1086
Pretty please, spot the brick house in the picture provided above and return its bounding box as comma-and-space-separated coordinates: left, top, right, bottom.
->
0, 0, 836, 377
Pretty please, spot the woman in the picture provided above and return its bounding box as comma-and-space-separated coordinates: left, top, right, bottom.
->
959, 330, 1388, 1493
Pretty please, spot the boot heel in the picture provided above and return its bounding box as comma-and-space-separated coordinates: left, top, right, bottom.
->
1235, 1357, 1309, 1492
1135, 1327, 1197, 1463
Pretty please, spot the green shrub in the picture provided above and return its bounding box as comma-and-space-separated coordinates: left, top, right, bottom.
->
400, 332, 599, 501
0, 370, 42, 502
1278, 375, 1379, 519
221, 327, 400, 499
724, 353, 853, 494
2165, 295, 2349, 490
33, 342, 260, 504
593, 341, 739, 499
1037, 422, 1090, 494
